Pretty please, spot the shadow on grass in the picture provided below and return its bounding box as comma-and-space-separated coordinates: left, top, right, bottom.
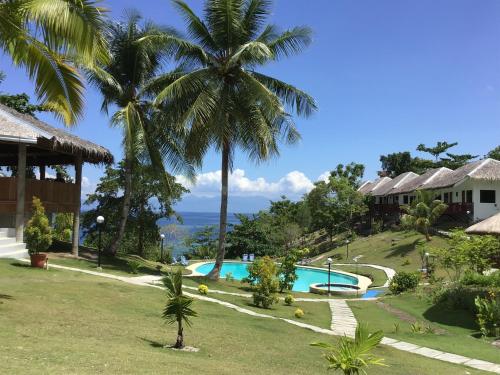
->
139, 337, 165, 348
383, 239, 421, 259
0, 293, 13, 301
10, 262, 31, 268
422, 303, 478, 331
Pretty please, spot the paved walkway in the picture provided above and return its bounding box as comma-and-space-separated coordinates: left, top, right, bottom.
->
24, 260, 500, 374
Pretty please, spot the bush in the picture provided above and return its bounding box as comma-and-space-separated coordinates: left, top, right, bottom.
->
389, 272, 420, 295
225, 272, 234, 282
475, 292, 500, 337
198, 284, 208, 295
284, 294, 294, 306
128, 260, 141, 274
294, 308, 304, 318
430, 283, 492, 311
24, 197, 52, 255
461, 271, 500, 288
246, 256, 279, 308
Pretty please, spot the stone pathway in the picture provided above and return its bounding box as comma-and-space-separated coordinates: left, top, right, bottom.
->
22, 260, 500, 374
329, 299, 357, 337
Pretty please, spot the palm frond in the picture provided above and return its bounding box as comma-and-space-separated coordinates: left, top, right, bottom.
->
268, 26, 312, 60
241, 0, 272, 40
205, 0, 244, 50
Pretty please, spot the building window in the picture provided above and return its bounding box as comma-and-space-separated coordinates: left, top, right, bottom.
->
409, 196, 415, 203
394, 195, 399, 203
480, 190, 496, 204
403, 195, 409, 204
435, 194, 441, 201
466, 190, 472, 203
443, 192, 449, 203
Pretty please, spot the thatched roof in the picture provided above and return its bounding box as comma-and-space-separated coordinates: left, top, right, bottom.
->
465, 212, 500, 235
0, 104, 113, 165
392, 167, 453, 194
357, 177, 392, 195
371, 172, 419, 196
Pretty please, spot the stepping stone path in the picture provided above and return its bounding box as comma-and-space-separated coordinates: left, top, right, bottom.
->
329, 299, 357, 337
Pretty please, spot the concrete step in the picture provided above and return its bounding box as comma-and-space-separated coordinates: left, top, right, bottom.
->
0, 237, 17, 245
0, 228, 16, 237
0, 248, 28, 259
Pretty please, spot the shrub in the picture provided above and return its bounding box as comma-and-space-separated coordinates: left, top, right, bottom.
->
246, 256, 279, 308
278, 248, 308, 292
24, 197, 52, 255
128, 260, 141, 274
284, 294, 294, 306
225, 272, 234, 282
430, 283, 492, 311
53, 213, 73, 242
294, 308, 304, 318
389, 272, 420, 295
198, 284, 208, 295
475, 292, 500, 337
461, 271, 500, 288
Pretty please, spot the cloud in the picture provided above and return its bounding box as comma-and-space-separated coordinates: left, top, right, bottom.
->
317, 171, 330, 182
176, 169, 318, 199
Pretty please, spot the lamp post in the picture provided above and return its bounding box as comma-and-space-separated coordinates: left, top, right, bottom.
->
160, 233, 165, 263
353, 255, 363, 297
327, 257, 332, 296
96, 215, 105, 268
345, 239, 350, 261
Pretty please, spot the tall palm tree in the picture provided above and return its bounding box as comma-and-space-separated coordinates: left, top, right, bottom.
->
162, 269, 197, 349
88, 12, 194, 255
151, 0, 317, 279
401, 190, 448, 241
0, 0, 109, 124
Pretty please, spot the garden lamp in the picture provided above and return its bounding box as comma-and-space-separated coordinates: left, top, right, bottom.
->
96, 215, 105, 268
345, 239, 350, 261
327, 257, 333, 296
160, 233, 165, 263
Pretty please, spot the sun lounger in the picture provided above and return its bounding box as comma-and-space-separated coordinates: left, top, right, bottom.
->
180, 255, 189, 266
242, 254, 248, 262
248, 254, 255, 262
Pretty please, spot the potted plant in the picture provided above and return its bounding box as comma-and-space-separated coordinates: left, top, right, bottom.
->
24, 197, 53, 268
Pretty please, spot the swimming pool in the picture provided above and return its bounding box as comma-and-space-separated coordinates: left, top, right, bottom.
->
193, 261, 359, 292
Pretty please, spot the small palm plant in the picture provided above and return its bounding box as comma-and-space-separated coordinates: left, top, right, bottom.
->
311, 324, 386, 375
162, 269, 197, 349
401, 190, 447, 241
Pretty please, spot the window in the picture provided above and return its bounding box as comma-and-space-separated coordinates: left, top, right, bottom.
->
394, 195, 399, 203
403, 195, 409, 204
409, 196, 415, 203
480, 190, 496, 204
466, 190, 473, 203
435, 194, 441, 201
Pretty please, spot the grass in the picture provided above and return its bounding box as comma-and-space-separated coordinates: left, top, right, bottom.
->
311, 230, 449, 275
0, 259, 489, 375
330, 264, 388, 287
349, 294, 500, 363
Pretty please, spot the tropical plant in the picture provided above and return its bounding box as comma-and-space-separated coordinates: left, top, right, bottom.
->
0, 0, 109, 124
53, 213, 73, 242
401, 190, 447, 241
87, 12, 194, 255
128, 259, 141, 274
475, 291, 500, 337
278, 248, 308, 292
162, 269, 197, 349
151, 0, 317, 279
198, 284, 208, 295
389, 272, 420, 295
185, 225, 218, 259
311, 324, 386, 375
284, 294, 294, 306
294, 308, 304, 318
244, 256, 279, 308
24, 196, 52, 255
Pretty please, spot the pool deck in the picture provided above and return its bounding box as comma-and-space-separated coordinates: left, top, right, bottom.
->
186, 260, 373, 292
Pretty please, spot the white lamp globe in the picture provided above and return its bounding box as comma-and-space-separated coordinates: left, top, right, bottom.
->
96, 215, 105, 224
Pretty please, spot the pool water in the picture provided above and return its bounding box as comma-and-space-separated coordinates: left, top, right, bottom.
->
194, 262, 358, 292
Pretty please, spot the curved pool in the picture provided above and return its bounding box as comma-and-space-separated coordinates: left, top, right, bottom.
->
193, 261, 359, 292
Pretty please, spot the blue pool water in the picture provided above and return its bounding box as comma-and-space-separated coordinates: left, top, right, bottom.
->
361, 289, 382, 298
194, 262, 359, 292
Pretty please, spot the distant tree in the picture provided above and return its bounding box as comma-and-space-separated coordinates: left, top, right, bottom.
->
487, 146, 500, 161
417, 141, 458, 161
0, 93, 46, 116
401, 190, 447, 241
53, 213, 73, 242
329, 163, 365, 188
184, 225, 218, 259
379, 152, 414, 177
440, 153, 478, 169
162, 270, 197, 349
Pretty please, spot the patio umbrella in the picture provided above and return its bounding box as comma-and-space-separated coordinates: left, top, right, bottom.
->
465, 212, 500, 235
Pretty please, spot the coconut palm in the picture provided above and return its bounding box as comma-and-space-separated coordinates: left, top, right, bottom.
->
151, 0, 317, 279
401, 190, 448, 241
0, 0, 109, 124
88, 12, 194, 255
162, 269, 197, 349
311, 324, 386, 375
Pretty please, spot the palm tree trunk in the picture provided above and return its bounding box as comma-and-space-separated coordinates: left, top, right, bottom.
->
175, 319, 184, 348
207, 142, 230, 280
109, 157, 132, 255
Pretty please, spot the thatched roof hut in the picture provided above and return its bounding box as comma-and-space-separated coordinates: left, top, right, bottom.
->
465, 212, 500, 235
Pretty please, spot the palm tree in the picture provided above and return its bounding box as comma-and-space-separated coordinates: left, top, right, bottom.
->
401, 190, 448, 241
151, 0, 317, 279
162, 269, 197, 349
88, 12, 194, 255
0, 0, 109, 124
311, 324, 386, 375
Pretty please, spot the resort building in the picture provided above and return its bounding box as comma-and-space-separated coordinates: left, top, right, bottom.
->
0, 104, 113, 258
358, 158, 500, 222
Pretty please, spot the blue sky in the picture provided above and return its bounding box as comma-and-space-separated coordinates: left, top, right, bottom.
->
2, 0, 500, 212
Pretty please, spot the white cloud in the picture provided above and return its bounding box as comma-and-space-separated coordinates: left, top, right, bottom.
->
317, 171, 330, 183
176, 169, 317, 199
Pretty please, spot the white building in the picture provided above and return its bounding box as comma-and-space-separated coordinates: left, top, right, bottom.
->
358, 158, 500, 221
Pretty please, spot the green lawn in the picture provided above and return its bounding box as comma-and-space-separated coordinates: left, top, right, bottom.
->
0, 259, 491, 374
311, 230, 449, 275
349, 294, 500, 363
330, 264, 388, 287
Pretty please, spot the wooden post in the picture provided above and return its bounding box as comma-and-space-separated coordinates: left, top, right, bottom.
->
15, 144, 27, 243
40, 165, 46, 180
72, 155, 82, 257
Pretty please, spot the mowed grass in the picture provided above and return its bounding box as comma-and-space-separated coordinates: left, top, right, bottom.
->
0, 260, 491, 375
349, 294, 500, 363
311, 230, 449, 274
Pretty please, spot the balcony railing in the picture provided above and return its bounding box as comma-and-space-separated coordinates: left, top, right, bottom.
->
372, 202, 474, 216
0, 177, 78, 213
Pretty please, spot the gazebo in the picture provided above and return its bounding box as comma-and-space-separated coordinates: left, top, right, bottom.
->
465, 212, 500, 236
0, 103, 113, 256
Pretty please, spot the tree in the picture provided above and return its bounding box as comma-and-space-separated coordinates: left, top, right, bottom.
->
311, 324, 386, 375
439, 153, 478, 169
88, 12, 194, 255
82, 161, 185, 258
152, 0, 317, 279
53, 213, 73, 242
487, 146, 500, 161
329, 163, 365, 188
417, 141, 458, 161
278, 248, 308, 292
379, 152, 414, 177
24, 197, 52, 254
401, 190, 447, 241
0, 0, 109, 124
184, 225, 218, 259
0, 93, 45, 116
244, 256, 280, 308
162, 269, 197, 349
